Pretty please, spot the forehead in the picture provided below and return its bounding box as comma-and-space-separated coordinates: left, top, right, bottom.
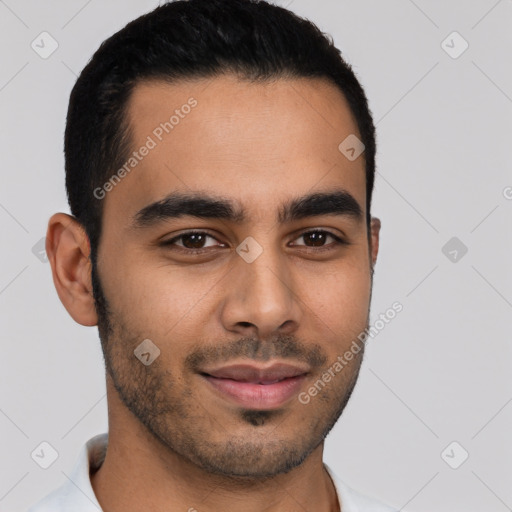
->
103, 75, 366, 226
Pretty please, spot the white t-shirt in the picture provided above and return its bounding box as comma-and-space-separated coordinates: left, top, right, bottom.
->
28, 433, 398, 512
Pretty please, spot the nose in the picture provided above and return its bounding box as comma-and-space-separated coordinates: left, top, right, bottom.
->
220, 243, 302, 340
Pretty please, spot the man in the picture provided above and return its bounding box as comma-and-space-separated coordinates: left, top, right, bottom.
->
29, 0, 397, 510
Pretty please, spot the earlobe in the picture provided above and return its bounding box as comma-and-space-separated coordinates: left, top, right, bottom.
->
46, 213, 98, 326
370, 216, 381, 268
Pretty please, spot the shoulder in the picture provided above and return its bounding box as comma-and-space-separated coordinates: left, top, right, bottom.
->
325, 464, 400, 512
27, 433, 108, 512
27, 487, 66, 512
341, 483, 399, 512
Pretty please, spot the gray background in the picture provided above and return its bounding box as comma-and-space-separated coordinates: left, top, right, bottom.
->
1, 1, 511, 511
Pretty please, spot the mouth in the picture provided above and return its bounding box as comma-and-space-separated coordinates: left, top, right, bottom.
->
200, 363, 309, 410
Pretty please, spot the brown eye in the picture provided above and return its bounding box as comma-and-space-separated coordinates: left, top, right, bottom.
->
162, 231, 223, 251
180, 233, 209, 249
302, 231, 328, 247
292, 230, 345, 248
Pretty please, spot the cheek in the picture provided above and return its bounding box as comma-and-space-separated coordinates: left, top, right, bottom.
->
101, 253, 218, 339
300, 264, 371, 334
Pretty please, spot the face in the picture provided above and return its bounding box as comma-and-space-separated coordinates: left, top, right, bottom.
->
92, 75, 378, 478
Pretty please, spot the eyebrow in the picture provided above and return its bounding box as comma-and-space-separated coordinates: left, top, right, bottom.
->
132, 189, 363, 228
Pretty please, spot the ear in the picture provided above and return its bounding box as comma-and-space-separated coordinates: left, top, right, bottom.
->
46, 213, 98, 326
369, 216, 381, 268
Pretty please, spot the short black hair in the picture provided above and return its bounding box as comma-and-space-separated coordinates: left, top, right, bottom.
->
65, 0, 376, 268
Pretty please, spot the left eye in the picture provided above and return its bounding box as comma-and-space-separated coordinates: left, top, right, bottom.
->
291, 230, 344, 248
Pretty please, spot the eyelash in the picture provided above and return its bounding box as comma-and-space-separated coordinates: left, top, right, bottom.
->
160, 229, 348, 255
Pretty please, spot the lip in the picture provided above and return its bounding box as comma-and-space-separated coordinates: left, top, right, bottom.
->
200, 363, 309, 410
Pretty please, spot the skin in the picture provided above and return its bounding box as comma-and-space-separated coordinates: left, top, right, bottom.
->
46, 75, 380, 512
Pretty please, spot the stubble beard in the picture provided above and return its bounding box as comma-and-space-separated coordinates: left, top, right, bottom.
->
91, 260, 366, 479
